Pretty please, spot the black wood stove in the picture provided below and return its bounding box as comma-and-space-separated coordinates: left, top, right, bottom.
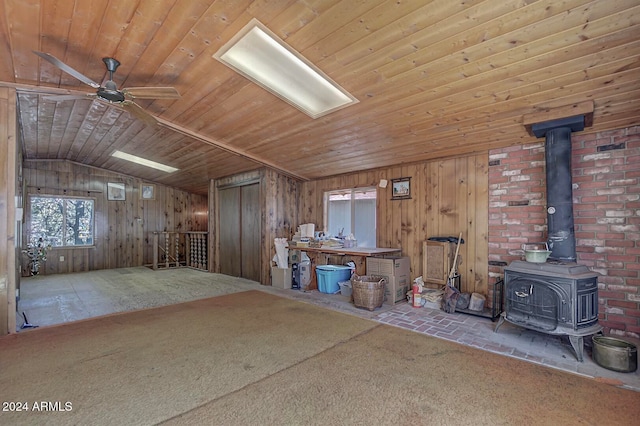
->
494, 114, 602, 362
495, 260, 600, 361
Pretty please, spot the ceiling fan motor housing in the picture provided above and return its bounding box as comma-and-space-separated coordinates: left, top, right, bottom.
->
98, 58, 125, 102
98, 80, 126, 102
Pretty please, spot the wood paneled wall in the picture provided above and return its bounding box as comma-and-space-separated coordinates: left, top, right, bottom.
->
22, 160, 207, 275
209, 168, 299, 285
263, 168, 299, 284
298, 154, 489, 295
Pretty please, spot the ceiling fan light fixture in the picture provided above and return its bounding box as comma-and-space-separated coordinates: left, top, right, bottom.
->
213, 18, 358, 119
111, 150, 178, 173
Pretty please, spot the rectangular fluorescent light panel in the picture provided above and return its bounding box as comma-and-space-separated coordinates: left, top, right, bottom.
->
111, 151, 179, 173
213, 18, 358, 119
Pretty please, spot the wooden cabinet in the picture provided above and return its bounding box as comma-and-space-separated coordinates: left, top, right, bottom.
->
422, 241, 453, 286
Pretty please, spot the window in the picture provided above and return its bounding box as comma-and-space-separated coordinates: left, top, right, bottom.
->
29, 196, 95, 247
324, 187, 377, 247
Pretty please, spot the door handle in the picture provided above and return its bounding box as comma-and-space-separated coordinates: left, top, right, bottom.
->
515, 284, 533, 298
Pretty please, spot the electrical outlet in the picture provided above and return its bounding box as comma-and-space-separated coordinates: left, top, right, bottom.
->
59, 255, 65, 262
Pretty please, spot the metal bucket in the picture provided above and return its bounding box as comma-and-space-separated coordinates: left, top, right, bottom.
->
592, 336, 637, 373
524, 249, 552, 263
523, 243, 551, 263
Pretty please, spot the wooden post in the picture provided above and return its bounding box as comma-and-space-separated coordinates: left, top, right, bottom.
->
175, 232, 179, 267
152, 232, 159, 270
185, 233, 191, 268
165, 233, 169, 269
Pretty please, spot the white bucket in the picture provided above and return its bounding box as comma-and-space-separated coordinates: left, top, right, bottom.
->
338, 281, 352, 297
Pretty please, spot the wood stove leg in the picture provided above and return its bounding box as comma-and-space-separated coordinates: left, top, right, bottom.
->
568, 335, 584, 362
494, 312, 506, 333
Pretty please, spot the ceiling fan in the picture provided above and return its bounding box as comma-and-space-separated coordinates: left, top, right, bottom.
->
33, 51, 180, 124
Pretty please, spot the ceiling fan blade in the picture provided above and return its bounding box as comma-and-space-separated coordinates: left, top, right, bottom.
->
43, 93, 95, 102
123, 86, 180, 99
119, 100, 158, 126
33, 51, 101, 89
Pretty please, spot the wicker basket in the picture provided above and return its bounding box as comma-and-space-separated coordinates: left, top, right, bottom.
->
351, 275, 386, 311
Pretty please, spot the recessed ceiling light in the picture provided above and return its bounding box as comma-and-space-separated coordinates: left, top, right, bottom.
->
111, 150, 179, 173
213, 18, 358, 119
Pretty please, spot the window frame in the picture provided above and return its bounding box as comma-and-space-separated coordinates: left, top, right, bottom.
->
28, 195, 96, 249
323, 186, 377, 246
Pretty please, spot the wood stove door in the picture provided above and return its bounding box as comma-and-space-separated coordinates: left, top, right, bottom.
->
506, 277, 559, 332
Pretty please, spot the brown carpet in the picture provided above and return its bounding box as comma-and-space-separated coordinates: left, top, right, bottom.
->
1, 290, 638, 425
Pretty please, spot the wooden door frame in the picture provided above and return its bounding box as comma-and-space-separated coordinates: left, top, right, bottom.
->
211, 175, 262, 278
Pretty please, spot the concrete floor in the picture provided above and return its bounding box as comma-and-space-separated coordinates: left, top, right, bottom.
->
17, 267, 639, 392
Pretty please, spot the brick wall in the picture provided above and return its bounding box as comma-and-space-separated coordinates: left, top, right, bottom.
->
488, 125, 639, 338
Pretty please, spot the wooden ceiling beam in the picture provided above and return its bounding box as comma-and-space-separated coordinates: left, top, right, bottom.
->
155, 117, 308, 181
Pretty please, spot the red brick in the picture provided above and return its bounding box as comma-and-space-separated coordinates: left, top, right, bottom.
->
576, 209, 605, 218
575, 181, 607, 189
574, 217, 597, 224
605, 240, 635, 248
595, 233, 625, 240
575, 232, 596, 239
607, 255, 639, 262
578, 251, 604, 260
597, 172, 626, 181
606, 314, 638, 325
608, 269, 639, 278
626, 310, 640, 319
598, 290, 629, 299
580, 196, 609, 203
576, 246, 595, 253
626, 154, 640, 164
573, 175, 594, 183
601, 321, 627, 332
573, 203, 597, 210
608, 300, 639, 310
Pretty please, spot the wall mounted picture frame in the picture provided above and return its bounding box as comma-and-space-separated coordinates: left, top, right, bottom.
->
391, 177, 411, 200
141, 183, 155, 200
107, 182, 126, 201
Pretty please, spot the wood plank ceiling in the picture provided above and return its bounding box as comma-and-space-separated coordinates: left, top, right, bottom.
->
0, 0, 638, 195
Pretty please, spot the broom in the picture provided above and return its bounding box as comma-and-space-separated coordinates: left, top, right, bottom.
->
443, 233, 462, 313
448, 232, 463, 286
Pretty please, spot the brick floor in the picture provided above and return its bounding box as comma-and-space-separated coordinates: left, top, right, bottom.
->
372, 302, 640, 391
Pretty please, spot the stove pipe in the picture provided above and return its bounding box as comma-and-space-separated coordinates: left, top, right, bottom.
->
531, 115, 585, 262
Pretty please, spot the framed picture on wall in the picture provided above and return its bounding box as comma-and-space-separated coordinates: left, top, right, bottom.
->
141, 183, 155, 200
107, 182, 126, 201
391, 177, 411, 200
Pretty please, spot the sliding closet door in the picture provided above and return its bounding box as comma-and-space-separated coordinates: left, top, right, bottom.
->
240, 183, 260, 282
218, 183, 261, 281
219, 187, 241, 277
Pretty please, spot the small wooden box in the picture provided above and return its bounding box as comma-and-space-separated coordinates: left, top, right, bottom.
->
422, 241, 453, 285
